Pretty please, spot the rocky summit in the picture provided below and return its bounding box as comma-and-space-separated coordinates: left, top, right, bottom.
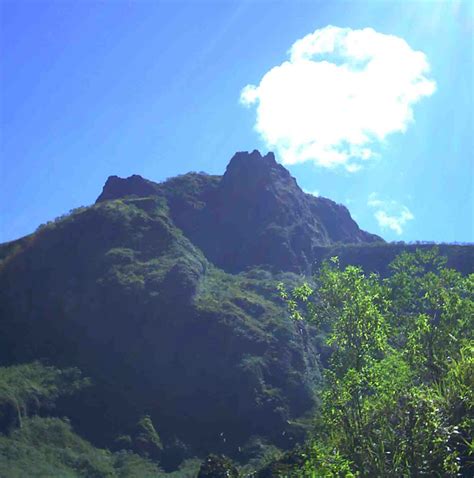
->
97, 150, 382, 273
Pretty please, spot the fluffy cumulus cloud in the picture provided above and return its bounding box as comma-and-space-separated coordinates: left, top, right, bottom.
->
368, 193, 414, 235
240, 26, 436, 171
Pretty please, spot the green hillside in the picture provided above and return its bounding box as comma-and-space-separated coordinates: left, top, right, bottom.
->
0, 153, 472, 476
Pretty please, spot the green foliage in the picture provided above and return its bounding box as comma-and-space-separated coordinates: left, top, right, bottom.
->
197, 454, 239, 478
255, 442, 355, 477
0, 364, 168, 477
0, 362, 90, 430
312, 242, 474, 277
388, 249, 473, 381
134, 415, 164, 458
0, 417, 112, 478
113, 451, 165, 478
0, 416, 164, 477
296, 442, 356, 477
280, 249, 474, 477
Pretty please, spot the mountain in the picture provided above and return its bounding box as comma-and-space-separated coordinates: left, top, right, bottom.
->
96, 150, 382, 273
0, 150, 472, 474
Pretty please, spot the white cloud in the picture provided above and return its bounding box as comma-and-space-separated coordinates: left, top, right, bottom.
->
367, 192, 384, 208
240, 25, 436, 171
368, 193, 414, 235
303, 189, 320, 197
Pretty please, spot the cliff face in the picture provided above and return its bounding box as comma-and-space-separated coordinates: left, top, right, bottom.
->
97, 150, 382, 273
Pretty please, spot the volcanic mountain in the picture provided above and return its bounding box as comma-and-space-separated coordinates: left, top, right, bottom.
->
0, 150, 471, 472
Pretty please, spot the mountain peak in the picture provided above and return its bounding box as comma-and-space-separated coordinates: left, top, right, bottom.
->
222, 150, 298, 195
96, 174, 157, 203
227, 149, 277, 168
95, 150, 382, 273
225, 150, 289, 176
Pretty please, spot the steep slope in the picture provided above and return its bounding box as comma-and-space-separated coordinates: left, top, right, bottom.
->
97, 150, 382, 273
0, 195, 321, 469
0, 362, 168, 477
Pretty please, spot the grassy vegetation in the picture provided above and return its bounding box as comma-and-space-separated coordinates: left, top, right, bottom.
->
0, 362, 166, 478
0, 361, 209, 477
0, 362, 89, 431
0, 415, 204, 477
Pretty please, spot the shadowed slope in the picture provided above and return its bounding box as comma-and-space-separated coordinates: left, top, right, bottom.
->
0, 195, 321, 468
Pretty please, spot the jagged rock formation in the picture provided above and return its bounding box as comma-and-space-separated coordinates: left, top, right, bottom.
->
97, 174, 159, 202
97, 150, 382, 273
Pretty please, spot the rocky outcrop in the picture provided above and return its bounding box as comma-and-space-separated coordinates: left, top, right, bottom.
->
96, 174, 159, 202
96, 150, 383, 273
192, 150, 381, 272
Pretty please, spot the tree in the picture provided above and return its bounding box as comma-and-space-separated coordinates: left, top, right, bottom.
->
279, 250, 473, 477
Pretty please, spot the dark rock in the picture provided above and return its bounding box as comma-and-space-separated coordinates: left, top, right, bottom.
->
160, 437, 192, 472
160, 259, 203, 305
178, 150, 382, 273
95, 150, 382, 274
96, 174, 158, 203
312, 243, 474, 277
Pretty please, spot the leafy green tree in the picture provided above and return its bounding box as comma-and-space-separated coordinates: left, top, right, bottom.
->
279, 250, 473, 477
387, 249, 473, 380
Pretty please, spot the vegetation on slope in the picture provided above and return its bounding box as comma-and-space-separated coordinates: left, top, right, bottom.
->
1, 249, 471, 477
274, 249, 473, 477
0, 362, 201, 477
312, 242, 474, 277
0, 362, 89, 431
0, 196, 322, 469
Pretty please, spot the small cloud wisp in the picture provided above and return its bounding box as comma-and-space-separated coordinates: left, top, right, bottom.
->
368, 193, 414, 235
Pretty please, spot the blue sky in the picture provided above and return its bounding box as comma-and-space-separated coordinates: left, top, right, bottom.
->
1, 0, 472, 244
